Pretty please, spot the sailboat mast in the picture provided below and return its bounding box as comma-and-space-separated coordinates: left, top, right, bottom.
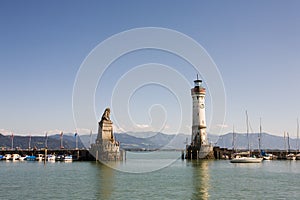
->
259, 118, 262, 153
232, 124, 235, 152
246, 111, 250, 152
284, 131, 287, 153
287, 132, 291, 153
297, 118, 299, 153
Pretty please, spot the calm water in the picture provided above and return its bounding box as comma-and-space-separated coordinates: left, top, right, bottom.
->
1, 151, 300, 200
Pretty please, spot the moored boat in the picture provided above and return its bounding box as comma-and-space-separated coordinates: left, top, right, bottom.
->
55, 155, 64, 161
8, 154, 20, 161
296, 119, 300, 160
63, 155, 73, 162
19, 155, 28, 161
26, 155, 36, 161
263, 153, 277, 160
3, 154, 12, 161
231, 152, 263, 163
47, 154, 56, 162
261, 150, 276, 160
263, 155, 271, 160
36, 154, 44, 161
231, 156, 263, 163
230, 111, 263, 164
286, 153, 296, 160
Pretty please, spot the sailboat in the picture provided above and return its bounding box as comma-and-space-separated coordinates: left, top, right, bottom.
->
259, 118, 276, 160
231, 111, 263, 163
285, 132, 296, 160
296, 118, 300, 160
231, 125, 236, 154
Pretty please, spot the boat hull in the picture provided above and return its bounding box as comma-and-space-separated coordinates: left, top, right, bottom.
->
285, 153, 296, 160
230, 157, 263, 163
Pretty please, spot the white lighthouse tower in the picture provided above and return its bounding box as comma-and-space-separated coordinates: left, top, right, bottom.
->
186, 76, 213, 159
191, 78, 208, 146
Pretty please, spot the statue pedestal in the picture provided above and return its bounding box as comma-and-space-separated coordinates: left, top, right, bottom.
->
90, 141, 123, 161
96, 120, 113, 143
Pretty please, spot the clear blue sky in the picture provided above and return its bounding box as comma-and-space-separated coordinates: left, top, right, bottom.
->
1, 1, 300, 137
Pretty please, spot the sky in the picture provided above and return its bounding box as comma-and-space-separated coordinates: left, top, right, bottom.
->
0, 1, 300, 137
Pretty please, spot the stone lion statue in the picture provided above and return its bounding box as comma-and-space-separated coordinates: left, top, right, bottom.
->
101, 107, 111, 122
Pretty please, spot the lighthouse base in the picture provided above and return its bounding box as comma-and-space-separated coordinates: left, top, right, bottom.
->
185, 144, 214, 160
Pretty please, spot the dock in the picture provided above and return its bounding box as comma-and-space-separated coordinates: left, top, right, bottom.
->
0, 149, 96, 161
213, 146, 299, 160
2, 147, 298, 161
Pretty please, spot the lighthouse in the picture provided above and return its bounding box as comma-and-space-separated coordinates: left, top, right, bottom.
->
185, 76, 213, 159
191, 78, 208, 147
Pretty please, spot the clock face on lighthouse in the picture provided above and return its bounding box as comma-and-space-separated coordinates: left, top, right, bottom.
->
200, 104, 205, 109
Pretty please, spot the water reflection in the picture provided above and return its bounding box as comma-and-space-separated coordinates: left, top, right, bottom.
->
107, 151, 180, 173
190, 160, 210, 200
95, 162, 117, 199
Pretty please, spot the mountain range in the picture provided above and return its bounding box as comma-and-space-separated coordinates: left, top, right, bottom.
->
0, 132, 298, 150
0, 133, 85, 150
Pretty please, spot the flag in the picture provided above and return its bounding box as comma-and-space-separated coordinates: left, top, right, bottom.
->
45, 132, 48, 139
74, 132, 78, 137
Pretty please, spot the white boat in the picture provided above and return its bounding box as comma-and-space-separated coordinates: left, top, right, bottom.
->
284, 131, 296, 160
3, 154, 12, 161
286, 153, 296, 160
231, 151, 263, 163
63, 155, 73, 162
257, 118, 274, 160
19, 155, 28, 161
231, 156, 263, 163
263, 153, 277, 160
230, 111, 263, 164
263, 155, 272, 160
296, 119, 300, 160
46, 154, 56, 162
36, 154, 44, 161
9, 154, 20, 161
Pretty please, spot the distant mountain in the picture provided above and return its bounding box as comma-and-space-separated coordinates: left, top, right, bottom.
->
125, 131, 158, 138
0, 133, 84, 150
1, 131, 297, 150
216, 132, 297, 150
79, 132, 189, 150
79, 132, 180, 150
117, 132, 187, 150
115, 132, 299, 150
